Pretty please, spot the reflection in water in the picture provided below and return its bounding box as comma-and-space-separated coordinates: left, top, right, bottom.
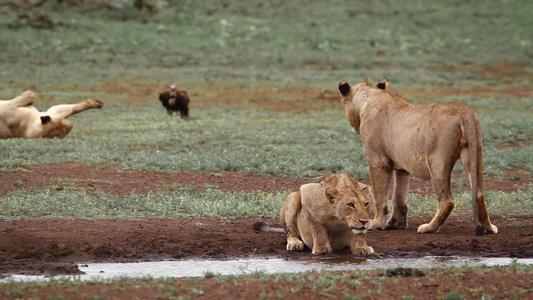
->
4, 256, 533, 282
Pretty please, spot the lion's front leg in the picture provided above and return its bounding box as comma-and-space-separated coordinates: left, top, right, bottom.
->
350, 233, 374, 255
46, 99, 103, 119
387, 169, 410, 230
309, 223, 333, 255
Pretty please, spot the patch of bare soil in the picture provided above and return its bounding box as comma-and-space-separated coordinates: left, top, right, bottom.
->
1, 215, 532, 277
0, 162, 532, 279
94, 81, 344, 112
1, 214, 532, 300
1, 163, 530, 197
90, 79, 533, 112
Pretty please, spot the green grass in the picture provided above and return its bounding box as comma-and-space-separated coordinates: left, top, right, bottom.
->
0, 106, 371, 178
0, 187, 288, 219
408, 186, 533, 217
0, 0, 531, 219
1, 185, 531, 220
1, 0, 531, 91
0, 103, 531, 177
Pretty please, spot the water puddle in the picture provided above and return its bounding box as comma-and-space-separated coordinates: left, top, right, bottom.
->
3, 256, 532, 282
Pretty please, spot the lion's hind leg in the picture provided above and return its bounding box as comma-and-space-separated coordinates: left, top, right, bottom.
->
46, 99, 103, 119
417, 162, 455, 234
0, 91, 36, 110
281, 192, 305, 251
459, 146, 498, 235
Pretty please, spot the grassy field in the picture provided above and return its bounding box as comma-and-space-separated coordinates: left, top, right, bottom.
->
1, 0, 531, 91
0, 0, 531, 222
1, 183, 531, 220
0, 102, 531, 219
0, 0, 532, 296
0, 105, 531, 175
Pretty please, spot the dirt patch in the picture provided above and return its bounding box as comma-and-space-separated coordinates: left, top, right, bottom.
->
0, 163, 311, 196
90, 80, 533, 111
428, 61, 533, 79
1, 163, 530, 197
1, 215, 532, 277
0, 162, 532, 277
93, 81, 343, 112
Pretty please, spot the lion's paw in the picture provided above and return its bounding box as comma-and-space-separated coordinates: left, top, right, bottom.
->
312, 246, 333, 255
20, 91, 36, 106
476, 223, 499, 235
417, 223, 439, 234
87, 99, 104, 109
386, 216, 408, 230
286, 238, 304, 251
369, 218, 387, 230
352, 246, 374, 256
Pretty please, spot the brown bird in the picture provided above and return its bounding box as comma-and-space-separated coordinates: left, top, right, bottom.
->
159, 84, 190, 118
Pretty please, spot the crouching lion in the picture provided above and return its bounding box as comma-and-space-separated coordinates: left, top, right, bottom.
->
254, 174, 375, 255
338, 78, 498, 235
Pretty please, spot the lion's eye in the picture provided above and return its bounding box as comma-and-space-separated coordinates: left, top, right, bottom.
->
364, 202, 369, 208
348, 203, 355, 208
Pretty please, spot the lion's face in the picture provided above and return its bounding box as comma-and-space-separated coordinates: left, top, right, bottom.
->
40, 117, 74, 138
325, 186, 372, 234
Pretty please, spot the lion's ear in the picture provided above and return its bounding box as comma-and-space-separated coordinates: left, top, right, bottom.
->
325, 187, 340, 203
376, 79, 388, 90
338, 80, 351, 97
40, 116, 51, 124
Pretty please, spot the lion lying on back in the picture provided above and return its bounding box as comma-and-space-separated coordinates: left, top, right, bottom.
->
0, 90, 103, 139
255, 174, 375, 255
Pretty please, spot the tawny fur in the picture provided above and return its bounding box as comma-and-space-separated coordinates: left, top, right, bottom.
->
0, 91, 103, 139
338, 78, 497, 235
258, 174, 375, 256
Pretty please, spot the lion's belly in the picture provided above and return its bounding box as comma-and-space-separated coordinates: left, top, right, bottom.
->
393, 157, 432, 181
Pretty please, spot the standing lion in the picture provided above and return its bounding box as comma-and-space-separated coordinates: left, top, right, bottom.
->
338, 78, 497, 235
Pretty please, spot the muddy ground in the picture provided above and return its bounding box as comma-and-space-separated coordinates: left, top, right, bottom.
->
0, 163, 531, 277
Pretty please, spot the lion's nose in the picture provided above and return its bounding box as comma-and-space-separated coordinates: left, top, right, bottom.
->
359, 219, 369, 225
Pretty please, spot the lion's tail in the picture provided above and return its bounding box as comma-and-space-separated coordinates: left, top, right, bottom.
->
252, 221, 285, 233
462, 114, 496, 235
